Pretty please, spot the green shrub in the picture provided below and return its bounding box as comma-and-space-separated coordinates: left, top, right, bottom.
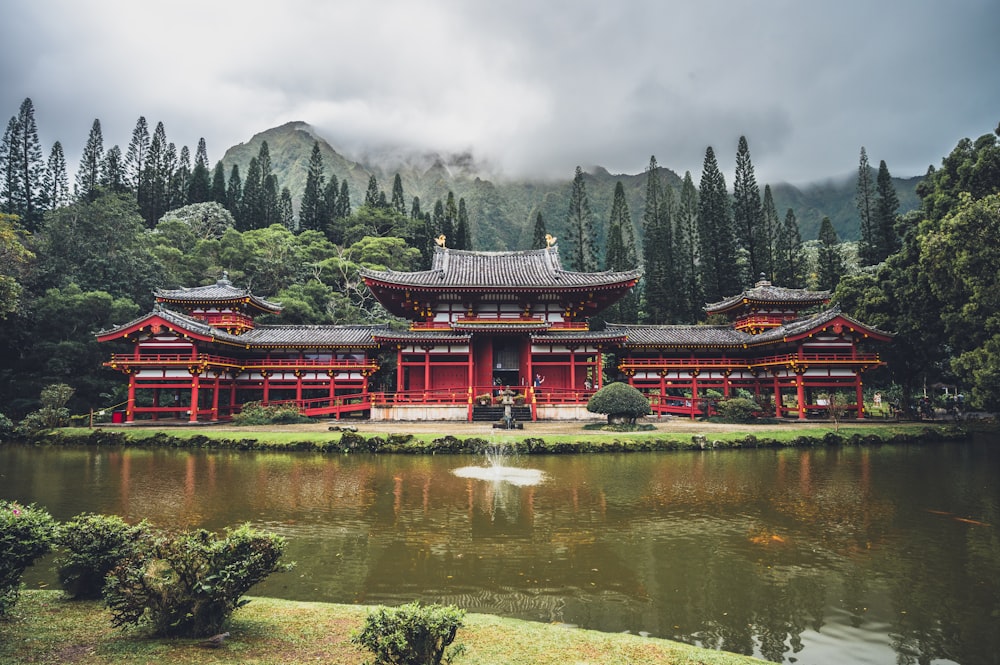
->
352, 601, 466, 665
55, 513, 151, 600
15, 383, 75, 435
231, 401, 310, 425
715, 397, 761, 423
0, 501, 57, 617
103, 524, 290, 637
586, 381, 651, 425
0, 413, 13, 440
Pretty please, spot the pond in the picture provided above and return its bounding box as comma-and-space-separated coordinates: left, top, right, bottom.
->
2, 437, 998, 664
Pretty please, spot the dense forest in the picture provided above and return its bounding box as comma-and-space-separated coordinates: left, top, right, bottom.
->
1, 96, 998, 419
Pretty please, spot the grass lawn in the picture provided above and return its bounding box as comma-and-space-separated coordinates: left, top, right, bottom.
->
0, 590, 764, 665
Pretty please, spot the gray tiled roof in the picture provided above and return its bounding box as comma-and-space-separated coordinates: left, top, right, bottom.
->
360, 245, 641, 289
155, 277, 282, 313
531, 330, 628, 344
373, 329, 471, 343
705, 283, 829, 314
99, 308, 382, 348
607, 323, 750, 347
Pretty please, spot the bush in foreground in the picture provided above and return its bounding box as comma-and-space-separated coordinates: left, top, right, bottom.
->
104, 524, 290, 637
0, 501, 57, 617
231, 401, 311, 425
55, 513, 151, 599
587, 381, 651, 425
352, 601, 466, 665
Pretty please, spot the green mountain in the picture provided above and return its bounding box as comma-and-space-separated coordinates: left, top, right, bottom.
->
221, 121, 921, 251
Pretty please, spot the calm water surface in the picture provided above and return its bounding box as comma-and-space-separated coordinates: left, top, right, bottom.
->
2, 438, 998, 664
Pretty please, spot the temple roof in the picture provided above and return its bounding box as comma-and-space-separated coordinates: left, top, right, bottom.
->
360, 245, 641, 291
98, 308, 382, 348
154, 275, 282, 314
608, 307, 892, 349
705, 278, 829, 315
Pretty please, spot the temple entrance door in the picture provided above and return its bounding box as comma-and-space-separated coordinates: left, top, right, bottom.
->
492, 337, 523, 390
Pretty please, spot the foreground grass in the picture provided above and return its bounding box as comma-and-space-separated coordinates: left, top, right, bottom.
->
52, 421, 967, 449
0, 591, 763, 665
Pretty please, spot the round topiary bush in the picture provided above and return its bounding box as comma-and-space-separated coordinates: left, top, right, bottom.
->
586, 381, 651, 425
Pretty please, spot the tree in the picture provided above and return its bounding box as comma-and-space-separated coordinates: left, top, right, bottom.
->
210, 161, 227, 204
816, 217, 845, 290
390, 173, 406, 215
0, 214, 33, 318
641, 157, 676, 323
565, 166, 599, 272
100, 145, 126, 194
0, 99, 45, 230
856, 147, 880, 265
586, 381, 651, 425
76, 119, 104, 202
698, 146, 739, 302
774, 208, 805, 287
168, 144, 190, 211
455, 198, 472, 250
226, 164, 243, 223
138, 121, 171, 226
323, 176, 343, 245
874, 159, 900, 260
531, 211, 547, 249
187, 138, 211, 204
239, 157, 261, 231
299, 142, 326, 233
43, 142, 70, 210
363, 174, 381, 208
278, 187, 295, 230
604, 181, 639, 323
732, 136, 765, 278
676, 171, 702, 321
124, 116, 150, 197
760, 184, 779, 279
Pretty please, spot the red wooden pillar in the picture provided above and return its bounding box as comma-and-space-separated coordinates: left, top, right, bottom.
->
796, 371, 807, 420
189, 372, 200, 423
396, 347, 404, 399
659, 371, 667, 418
690, 370, 699, 421
773, 374, 782, 418
856, 374, 865, 419
212, 374, 220, 421
467, 343, 474, 422
423, 348, 431, 400
295, 370, 303, 404
126, 371, 136, 423
262, 370, 270, 405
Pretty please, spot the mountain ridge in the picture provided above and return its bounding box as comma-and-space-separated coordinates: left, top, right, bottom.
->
220, 122, 922, 250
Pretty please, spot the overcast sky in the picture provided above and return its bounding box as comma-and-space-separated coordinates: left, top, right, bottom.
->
2, 0, 997, 185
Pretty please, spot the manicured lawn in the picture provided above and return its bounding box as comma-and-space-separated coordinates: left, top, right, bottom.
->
0, 590, 764, 665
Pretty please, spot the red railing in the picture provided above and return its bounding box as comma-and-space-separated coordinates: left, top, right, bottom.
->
106, 353, 378, 372
620, 352, 881, 370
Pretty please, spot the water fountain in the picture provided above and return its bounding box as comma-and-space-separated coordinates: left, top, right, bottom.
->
451, 440, 545, 487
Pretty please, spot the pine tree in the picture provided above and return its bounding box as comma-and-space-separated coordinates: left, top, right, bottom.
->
139, 121, 170, 226
531, 211, 547, 249
698, 146, 739, 302
774, 208, 805, 287
875, 159, 900, 260
210, 161, 227, 204
856, 146, 879, 265
816, 216, 845, 290
239, 157, 260, 231
760, 184, 780, 279
337, 179, 351, 219
44, 141, 70, 210
364, 174, 381, 208
641, 157, 675, 323
188, 138, 211, 204
100, 145, 126, 194
1, 99, 46, 229
299, 141, 326, 232
605, 181, 639, 323
0, 116, 20, 217
257, 142, 278, 227
442, 192, 458, 244
323, 176, 342, 244
226, 164, 243, 225
168, 144, 190, 210
124, 116, 149, 197
676, 171, 702, 322
455, 197, 472, 249
76, 119, 104, 202
733, 135, 765, 278
278, 187, 295, 230
432, 198, 446, 248
390, 173, 406, 215
565, 166, 598, 272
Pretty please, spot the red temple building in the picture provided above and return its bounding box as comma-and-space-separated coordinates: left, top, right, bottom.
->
98, 242, 889, 423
